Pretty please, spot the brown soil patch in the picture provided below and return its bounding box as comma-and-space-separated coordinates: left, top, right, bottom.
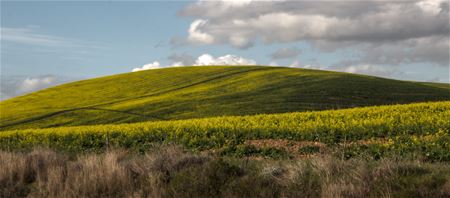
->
244, 139, 327, 158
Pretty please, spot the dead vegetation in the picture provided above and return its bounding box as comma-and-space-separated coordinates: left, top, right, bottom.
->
1, 146, 449, 198
245, 139, 326, 158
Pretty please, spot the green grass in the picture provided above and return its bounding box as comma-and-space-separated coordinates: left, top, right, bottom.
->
1, 101, 448, 161
1, 66, 449, 130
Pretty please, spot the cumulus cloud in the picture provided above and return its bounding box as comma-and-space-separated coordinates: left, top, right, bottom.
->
187, 19, 216, 45
194, 54, 256, 66
329, 35, 449, 67
178, 0, 449, 66
19, 76, 56, 93
1, 75, 74, 100
132, 61, 163, 72
416, 0, 445, 15
181, 0, 448, 44
131, 54, 257, 72
170, 62, 185, 67
270, 47, 301, 59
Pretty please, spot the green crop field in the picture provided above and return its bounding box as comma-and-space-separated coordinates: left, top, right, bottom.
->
1, 66, 449, 131
1, 101, 449, 161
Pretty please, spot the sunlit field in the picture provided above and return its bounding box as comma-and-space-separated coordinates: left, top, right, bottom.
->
1, 101, 449, 162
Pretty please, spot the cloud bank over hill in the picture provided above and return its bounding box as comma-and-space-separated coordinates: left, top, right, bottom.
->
132, 54, 257, 72
132, 62, 163, 72
177, 0, 449, 67
0, 75, 76, 101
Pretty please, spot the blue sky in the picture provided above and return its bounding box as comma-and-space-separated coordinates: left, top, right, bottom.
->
2, 1, 192, 77
1, 0, 449, 99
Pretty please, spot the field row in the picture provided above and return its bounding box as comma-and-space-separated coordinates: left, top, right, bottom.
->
0, 101, 449, 161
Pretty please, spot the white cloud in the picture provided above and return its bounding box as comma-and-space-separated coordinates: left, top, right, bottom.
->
220, 0, 253, 7
194, 54, 257, 66
187, 19, 215, 44
181, 0, 448, 44
336, 64, 397, 77
178, 0, 449, 66
171, 62, 184, 67
132, 61, 163, 72
331, 35, 449, 67
1, 75, 74, 100
416, 0, 444, 15
19, 76, 56, 92
195, 54, 215, 65
132, 54, 257, 72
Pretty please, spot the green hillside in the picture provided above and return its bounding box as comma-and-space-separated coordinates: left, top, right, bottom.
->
1, 66, 449, 130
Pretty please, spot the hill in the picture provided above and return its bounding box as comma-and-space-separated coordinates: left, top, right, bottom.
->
1, 66, 449, 130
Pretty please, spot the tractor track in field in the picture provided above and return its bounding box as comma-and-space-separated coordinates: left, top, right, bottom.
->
0, 107, 167, 129
0, 67, 272, 129
88, 67, 272, 108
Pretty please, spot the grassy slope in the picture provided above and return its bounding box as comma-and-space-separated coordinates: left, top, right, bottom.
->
1, 66, 449, 130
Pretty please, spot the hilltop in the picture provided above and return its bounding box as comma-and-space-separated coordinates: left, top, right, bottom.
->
1, 66, 449, 130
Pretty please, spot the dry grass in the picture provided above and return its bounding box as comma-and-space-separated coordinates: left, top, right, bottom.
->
1, 146, 449, 198
0, 146, 210, 198
245, 139, 326, 157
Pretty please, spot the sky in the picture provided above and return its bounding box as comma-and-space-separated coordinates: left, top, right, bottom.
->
1, 0, 449, 100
